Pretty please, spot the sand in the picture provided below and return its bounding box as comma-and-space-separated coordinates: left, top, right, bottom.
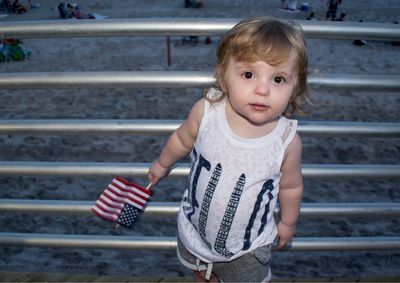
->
0, 0, 399, 280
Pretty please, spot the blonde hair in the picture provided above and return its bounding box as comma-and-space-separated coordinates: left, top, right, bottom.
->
208, 16, 309, 116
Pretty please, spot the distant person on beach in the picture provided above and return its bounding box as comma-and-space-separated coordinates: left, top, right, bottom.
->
184, 0, 204, 8
148, 16, 307, 282
67, 3, 95, 19
1, 0, 12, 12
325, 0, 342, 20
57, 2, 102, 19
27, 0, 39, 9
306, 11, 316, 20
11, 0, 26, 13
333, 11, 346, 21
281, 0, 299, 12
9, 0, 38, 13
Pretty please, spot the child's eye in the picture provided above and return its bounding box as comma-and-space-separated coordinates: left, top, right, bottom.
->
242, 71, 254, 79
273, 76, 286, 84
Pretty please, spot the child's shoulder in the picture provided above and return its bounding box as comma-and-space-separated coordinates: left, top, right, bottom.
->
187, 98, 206, 124
192, 97, 205, 110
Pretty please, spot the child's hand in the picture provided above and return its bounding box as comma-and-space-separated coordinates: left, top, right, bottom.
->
148, 159, 170, 185
275, 221, 296, 250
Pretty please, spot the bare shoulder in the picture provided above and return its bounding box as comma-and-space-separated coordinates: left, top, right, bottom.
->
287, 132, 302, 156
282, 132, 302, 171
178, 98, 205, 140
191, 98, 205, 116
280, 132, 303, 189
186, 98, 205, 125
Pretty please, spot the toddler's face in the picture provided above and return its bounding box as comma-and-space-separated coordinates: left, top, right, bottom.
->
221, 50, 297, 127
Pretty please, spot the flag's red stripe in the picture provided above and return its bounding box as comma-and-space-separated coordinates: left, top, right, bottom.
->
104, 189, 144, 210
93, 210, 117, 222
98, 194, 124, 210
111, 181, 151, 201
104, 188, 144, 207
91, 206, 118, 222
94, 201, 121, 215
91, 177, 150, 225
110, 184, 148, 203
114, 177, 151, 195
112, 178, 152, 198
108, 185, 146, 206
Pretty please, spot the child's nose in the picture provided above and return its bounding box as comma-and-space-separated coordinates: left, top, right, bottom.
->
255, 81, 269, 96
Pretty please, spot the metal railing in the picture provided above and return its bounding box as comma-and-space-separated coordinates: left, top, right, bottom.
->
0, 19, 399, 256
0, 119, 399, 137
0, 233, 399, 251
0, 162, 399, 179
1, 19, 399, 41
1, 199, 400, 217
0, 72, 399, 91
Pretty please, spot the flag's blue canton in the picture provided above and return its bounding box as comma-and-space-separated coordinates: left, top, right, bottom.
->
117, 204, 140, 228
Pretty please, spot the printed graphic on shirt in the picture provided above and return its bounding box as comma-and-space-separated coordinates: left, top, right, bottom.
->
243, 179, 274, 250
198, 163, 222, 249
182, 148, 198, 210
214, 173, 246, 258
186, 153, 211, 222
185, 147, 276, 259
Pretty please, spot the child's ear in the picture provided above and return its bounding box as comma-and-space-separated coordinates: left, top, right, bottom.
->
215, 67, 227, 93
218, 78, 227, 93
220, 84, 226, 93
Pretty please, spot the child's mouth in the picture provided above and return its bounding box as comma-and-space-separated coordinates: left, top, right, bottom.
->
250, 103, 268, 111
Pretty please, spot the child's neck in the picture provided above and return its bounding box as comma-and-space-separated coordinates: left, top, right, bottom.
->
225, 101, 279, 139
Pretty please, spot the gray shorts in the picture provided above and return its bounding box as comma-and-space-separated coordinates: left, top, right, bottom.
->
177, 237, 272, 282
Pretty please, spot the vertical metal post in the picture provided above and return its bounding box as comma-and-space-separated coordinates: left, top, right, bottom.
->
166, 36, 172, 67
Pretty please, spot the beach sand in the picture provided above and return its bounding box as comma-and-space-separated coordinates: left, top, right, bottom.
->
0, 0, 399, 280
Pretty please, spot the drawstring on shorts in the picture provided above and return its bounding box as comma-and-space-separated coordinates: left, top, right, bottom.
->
178, 248, 214, 280
196, 258, 213, 280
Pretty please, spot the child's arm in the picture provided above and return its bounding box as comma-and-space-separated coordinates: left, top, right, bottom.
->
148, 99, 205, 185
276, 133, 304, 250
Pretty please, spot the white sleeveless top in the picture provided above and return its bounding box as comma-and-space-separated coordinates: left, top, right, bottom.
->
177, 89, 298, 263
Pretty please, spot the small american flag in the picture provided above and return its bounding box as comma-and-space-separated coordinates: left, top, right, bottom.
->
91, 177, 152, 228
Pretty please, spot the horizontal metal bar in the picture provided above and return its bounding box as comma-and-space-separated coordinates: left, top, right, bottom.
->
0, 19, 399, 41
299, 121, 400, 137
0, 200, 179, 217
0, 71, 213, 89
0, 162, 398, 179
0, 119, 182, 135
0, 119, 398, 137
301, 20, 400, 41
307, 74, 400, 92
0, 233, 399, 251
300, 203, 400, 217
0, 18, 236, 38
1, 199, 399, 218
290, 237, 400, 251
0, 233, 176, 250
0, 72, 399, 91
301, 164, 400, 179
